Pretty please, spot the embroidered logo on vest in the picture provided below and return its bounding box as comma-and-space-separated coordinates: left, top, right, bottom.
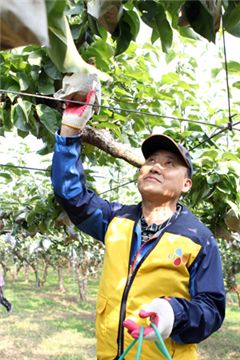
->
168, 247, 188, 266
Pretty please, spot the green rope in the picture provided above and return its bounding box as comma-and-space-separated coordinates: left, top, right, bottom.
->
151, 322, 173, 360
154, 340, 166, 357
118, 324, 173, 359
118, 326, 144, 360
118, 338, 138, 360
135, 326, 144, 360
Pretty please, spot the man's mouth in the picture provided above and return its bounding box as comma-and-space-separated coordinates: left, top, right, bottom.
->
144, 176, 161, 183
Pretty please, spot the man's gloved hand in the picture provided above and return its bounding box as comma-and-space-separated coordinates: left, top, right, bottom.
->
123, 298, 174, 340
54, 73, 101, 111
61, 87, 96, 131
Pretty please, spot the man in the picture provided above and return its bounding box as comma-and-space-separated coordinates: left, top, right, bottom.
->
51, 88, 225, 359
0, 271, 12, 313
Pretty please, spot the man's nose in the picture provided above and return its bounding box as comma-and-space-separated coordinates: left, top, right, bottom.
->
149, 163, 163, 173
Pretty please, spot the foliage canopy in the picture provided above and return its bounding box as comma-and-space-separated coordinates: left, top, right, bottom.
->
0, 0, 240, 290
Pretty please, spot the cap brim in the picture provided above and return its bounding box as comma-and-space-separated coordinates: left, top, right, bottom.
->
141, 134, 189, 168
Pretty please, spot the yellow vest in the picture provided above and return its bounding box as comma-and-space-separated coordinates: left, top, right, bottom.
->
96, 217, 201, 360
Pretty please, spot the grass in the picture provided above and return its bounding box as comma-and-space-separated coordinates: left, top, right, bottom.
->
0, 271, 97, 360
0, 270, 239, 359
198, 305, 240, 359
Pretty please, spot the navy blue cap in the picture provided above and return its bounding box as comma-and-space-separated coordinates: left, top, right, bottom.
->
141, 134, 193, 178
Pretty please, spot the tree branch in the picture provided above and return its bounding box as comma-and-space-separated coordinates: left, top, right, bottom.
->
82, 126, 143, 168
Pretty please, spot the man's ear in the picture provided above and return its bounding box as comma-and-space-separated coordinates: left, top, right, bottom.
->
181, 178, 192, 193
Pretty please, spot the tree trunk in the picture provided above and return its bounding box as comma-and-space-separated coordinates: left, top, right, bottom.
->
31, 263, 40, 288
57, 265, 65, 292
42, 262, 49, 286
24, 264, 30, 283
76, 265, 88, 302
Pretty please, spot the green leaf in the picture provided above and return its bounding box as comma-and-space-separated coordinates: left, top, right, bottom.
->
0, 77, 20, 92
43, 60, 61, 80
207, 174, 220, 184
216, 165, 229, 175
216, 184, 231, 195
114, 87, 133, 98
1, 108, 12, 130
225, 200, 240, 218
182, 0, 215, 42
83, 39, 114, 72
233, 81, 240, 89
132, 115, 146, 132
162, 72, 180, 83
223, 3, 240, 37
65, 3, 83, 16
12, 104, 29, 132
95, 23, 108, 42
125, 10, 140, 41
156, 20, 172, 52
179, 26, 201, 40
222, 152, 240, 163
28, 52, 42, 67
211, 67, 222, 78
137, 1, 172, 52
115, 11, 134, 56
190, 175, 211, 205
17, 72, 31, 91
201, 149, 219, 160
45, 0, 66, 19
17, 129, 29, 138
37, 144, 53, 156
226, 61, 240, 73
0, 173, 12, 181
36, 104, 61, 134
96, 122, 121, 138
38, 73, 55, 95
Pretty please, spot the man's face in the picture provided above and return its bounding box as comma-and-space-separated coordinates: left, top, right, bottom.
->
138, 150, 192, 202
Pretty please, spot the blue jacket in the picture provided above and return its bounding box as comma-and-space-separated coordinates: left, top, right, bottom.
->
51, 132, 226, 355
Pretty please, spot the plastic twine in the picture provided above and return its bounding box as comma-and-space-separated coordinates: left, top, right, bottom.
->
135, 326, 144, 360
118, 324, 172, 360
118, 338, 138, 360
118, 326, 144, 360
151, 322, 173, 360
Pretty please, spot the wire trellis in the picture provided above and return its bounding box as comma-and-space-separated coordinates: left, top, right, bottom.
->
0, 19, 239, 199
0, 88, 236, 130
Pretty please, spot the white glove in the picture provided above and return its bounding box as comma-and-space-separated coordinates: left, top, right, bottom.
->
54, 73, 101, 113
123, 298, 174, 340
61, 87, 96, 130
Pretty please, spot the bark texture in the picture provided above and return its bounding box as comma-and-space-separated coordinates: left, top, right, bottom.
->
82, 126, 143, 168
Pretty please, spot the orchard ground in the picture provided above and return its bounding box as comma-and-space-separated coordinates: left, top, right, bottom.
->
0, 271, 239, 360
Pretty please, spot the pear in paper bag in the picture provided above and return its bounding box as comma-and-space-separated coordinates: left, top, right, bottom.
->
54, 73, 101, 114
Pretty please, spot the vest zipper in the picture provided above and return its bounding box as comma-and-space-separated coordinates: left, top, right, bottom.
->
116, 266, 135, 357
116, 237, 158, 358
115, 209, 180, 358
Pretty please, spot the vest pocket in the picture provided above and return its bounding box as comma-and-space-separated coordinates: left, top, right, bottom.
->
96, 293, 108, 339
97, 293, 107, 314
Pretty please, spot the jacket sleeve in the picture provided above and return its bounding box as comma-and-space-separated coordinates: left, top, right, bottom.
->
169, 233, 226, 344
51, 132, 123, 242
